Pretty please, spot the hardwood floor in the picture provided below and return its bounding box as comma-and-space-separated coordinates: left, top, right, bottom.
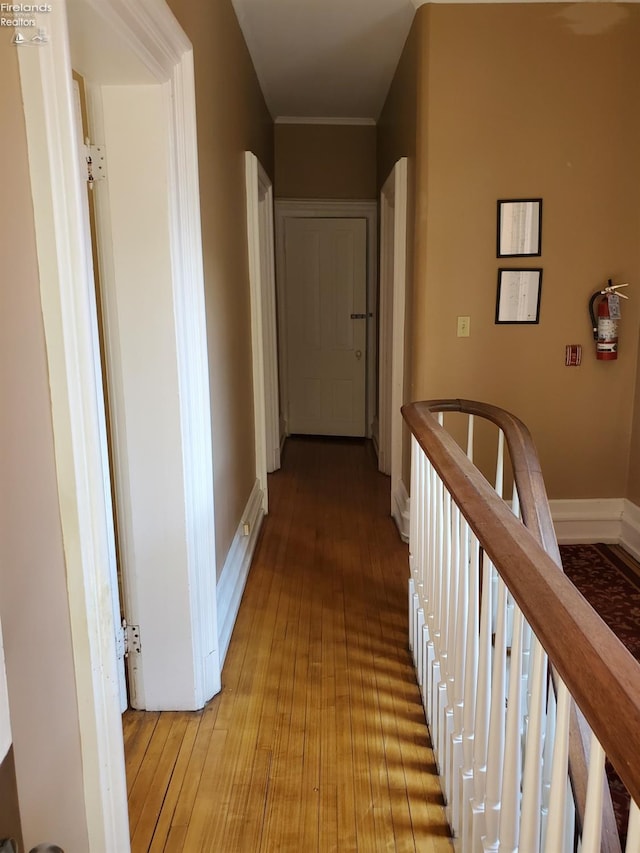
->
124, 437, 452, 852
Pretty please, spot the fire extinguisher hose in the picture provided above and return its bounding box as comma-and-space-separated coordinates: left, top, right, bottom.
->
588, 291, 600, 340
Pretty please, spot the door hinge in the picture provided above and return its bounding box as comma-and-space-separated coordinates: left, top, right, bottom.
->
84, 142, 107, 186
122, 620, 141, 657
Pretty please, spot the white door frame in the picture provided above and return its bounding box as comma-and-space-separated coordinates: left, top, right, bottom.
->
378, 159, 409, 536
245, 152, 280, 513
17, 0, 216, 846
275, 199, 377, 440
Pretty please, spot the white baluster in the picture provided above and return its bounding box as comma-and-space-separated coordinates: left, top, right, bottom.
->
626, 799, 640, 852
498, 606, 524, 852
443, 499, 461, 818
449, 510, 470, 836
520, 635, 548, 852
409, 437, 419, 655
425, 467, 440, 723
544, 679, 572, 852
581, 734, 605, 853
484, 576, 508, 850
460, 533, 481, 849
436, 486, 453, 771
495, 429, 504, 498
467, 414, 475, 463
470, 550, 494, 850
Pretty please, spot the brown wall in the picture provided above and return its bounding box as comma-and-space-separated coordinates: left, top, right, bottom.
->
380, 3, 640, 500
167, 0, 273, 571
0, 45, 90, 850
275, 123, 377, 199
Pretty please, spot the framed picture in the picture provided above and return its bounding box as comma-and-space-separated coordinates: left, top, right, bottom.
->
497, 198, 542, 257
496, 268, 542, 324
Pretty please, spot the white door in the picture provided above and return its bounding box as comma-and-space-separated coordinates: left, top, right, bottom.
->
72, 77, 127, 712
284, 217, 367, 437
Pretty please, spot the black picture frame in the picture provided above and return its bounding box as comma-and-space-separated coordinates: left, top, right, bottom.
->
497, 198, 542, 258
495, 268, 543, 324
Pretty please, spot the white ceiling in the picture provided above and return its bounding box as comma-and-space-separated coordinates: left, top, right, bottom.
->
231, 0, 422, 121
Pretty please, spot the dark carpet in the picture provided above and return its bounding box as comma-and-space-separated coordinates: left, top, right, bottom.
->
559, 542, 640, 846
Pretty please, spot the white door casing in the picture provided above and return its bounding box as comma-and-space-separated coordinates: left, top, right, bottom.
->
275, 199, 377, 440
378, 159, 409, 534
245, 151, 280, 517
283, 217, 367, 436
17, 0, 218, 847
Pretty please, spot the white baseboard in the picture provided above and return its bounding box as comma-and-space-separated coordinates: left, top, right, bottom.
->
392, 479, 410, 543
217, 479, 265, 667
550, 498, 640, 560
621, 499, 640, 562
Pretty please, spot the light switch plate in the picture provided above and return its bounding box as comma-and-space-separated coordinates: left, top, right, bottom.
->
457, 316, 470, 337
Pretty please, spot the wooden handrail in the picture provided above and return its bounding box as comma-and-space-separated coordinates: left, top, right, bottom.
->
403, 399, 640, 812
423, 398, 561, 566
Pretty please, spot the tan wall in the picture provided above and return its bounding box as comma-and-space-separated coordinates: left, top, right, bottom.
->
275, 123, 377, 199
0, 46, 90, 850
167, 0, 273, 572
381, 3, 640, 500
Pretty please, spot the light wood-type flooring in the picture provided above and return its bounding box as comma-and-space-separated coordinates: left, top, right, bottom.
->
123, 437, 452, 852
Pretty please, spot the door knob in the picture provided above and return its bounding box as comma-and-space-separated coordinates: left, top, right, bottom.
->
355, 350, 362, 360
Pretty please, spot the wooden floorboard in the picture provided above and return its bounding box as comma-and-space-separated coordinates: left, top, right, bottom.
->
123, 437, 452, 852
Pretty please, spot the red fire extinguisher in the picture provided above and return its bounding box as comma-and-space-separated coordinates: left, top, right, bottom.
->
589, 279, 629, 361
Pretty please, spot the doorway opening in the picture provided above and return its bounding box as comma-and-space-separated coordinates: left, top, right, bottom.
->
274, 199, 378, 445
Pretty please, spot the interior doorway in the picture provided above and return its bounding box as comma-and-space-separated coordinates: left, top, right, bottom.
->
275, 199, 378, 442
17, 0, 218, 846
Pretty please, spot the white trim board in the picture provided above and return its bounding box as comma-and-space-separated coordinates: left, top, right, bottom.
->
275, 116, 376, 126
217, 480, 265, 667
550, 498, 640, 562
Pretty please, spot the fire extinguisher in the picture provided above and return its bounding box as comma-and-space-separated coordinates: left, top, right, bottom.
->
588, 279, 629, 361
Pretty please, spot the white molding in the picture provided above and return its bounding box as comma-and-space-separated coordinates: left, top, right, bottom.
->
83, 0, 189, 80
620, 499, 640, 562
392, 479, 410, 543
530, 497, 640, 560
166, 49, 220, 705
274, 199, 378, 438
217, 480, 265, 666
550, 498, 624, 545
275, 116, 376, 126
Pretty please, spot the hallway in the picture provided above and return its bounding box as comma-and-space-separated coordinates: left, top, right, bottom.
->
124, 437, 452, 851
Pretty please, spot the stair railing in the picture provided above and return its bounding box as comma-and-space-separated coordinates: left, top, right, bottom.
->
403, 399, 640, 852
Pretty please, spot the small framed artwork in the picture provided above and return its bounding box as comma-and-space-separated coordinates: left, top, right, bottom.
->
496, 268, 542, 324
497, 198, 542, 257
